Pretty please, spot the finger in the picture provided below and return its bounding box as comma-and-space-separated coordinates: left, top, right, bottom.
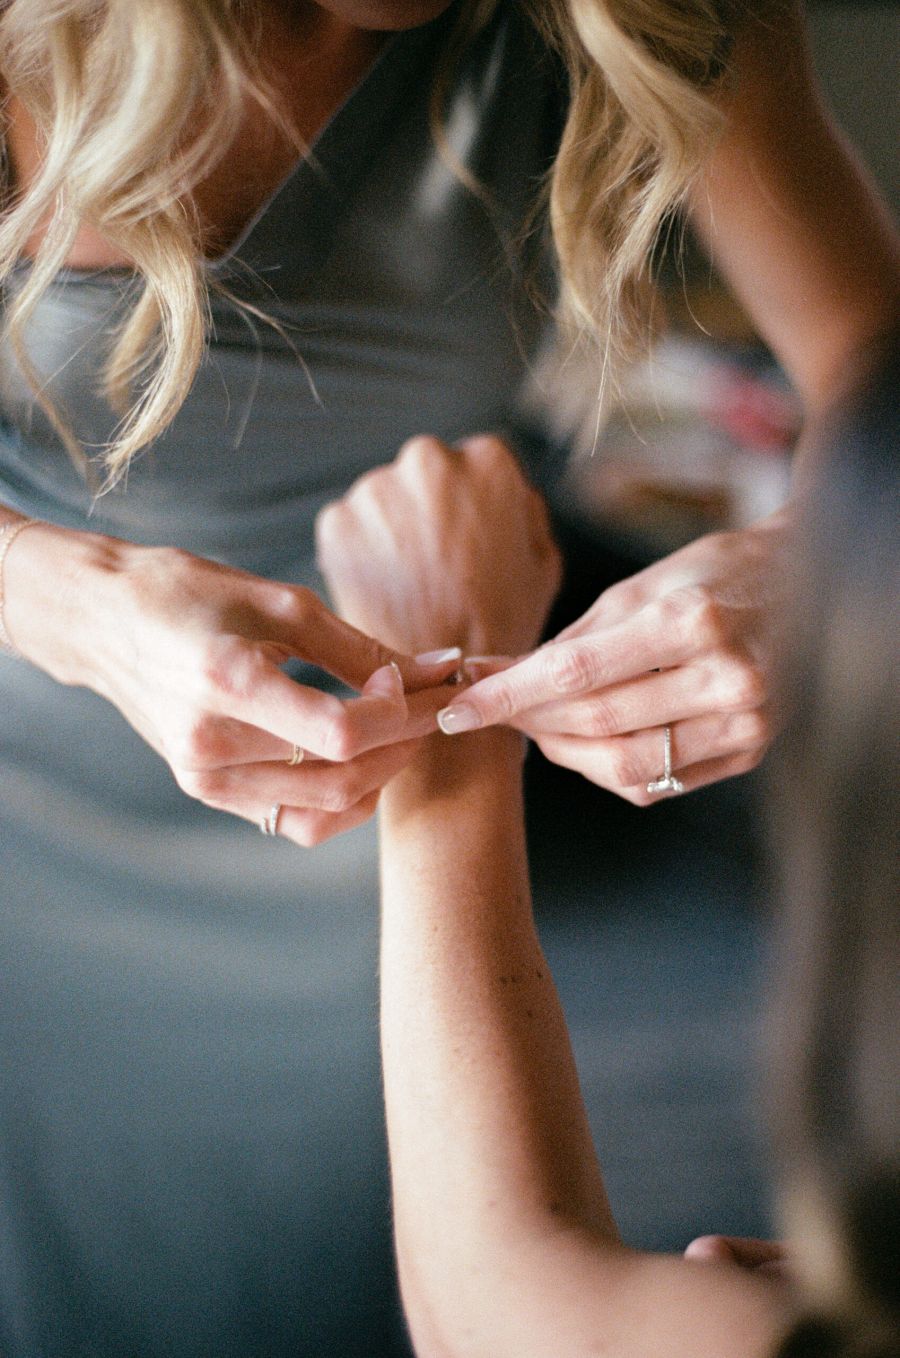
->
685, 1237, 789, 1271
279, 790, 382, 849
514, 676, 771, 744
258, 586, 462, 692
529, 712, 767, 796
437, 588, 713, 731
399, 684, 465, 739
163, 713, 308, 770
177, 739, 422, 818
279, 682, 461, 757
461, 655, 517, 683
204, 649, 411, 761
179, 669, 457, 777
532, 735, 765, 805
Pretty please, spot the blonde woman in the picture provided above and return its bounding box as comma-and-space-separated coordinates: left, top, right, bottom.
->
0, 1, 897, 1355
317, 370, 899, 1358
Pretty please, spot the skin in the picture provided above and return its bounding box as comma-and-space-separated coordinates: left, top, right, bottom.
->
435, 3, 900, 802
316, 441, 789, 1358
2, 0, 899, 834
0, 0, 461, 845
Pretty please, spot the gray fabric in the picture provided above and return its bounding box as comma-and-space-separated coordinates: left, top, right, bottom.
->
0, 7, 564, 1355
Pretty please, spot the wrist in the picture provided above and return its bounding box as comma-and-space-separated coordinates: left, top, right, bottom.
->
2, 520, 136, 685
382, 726, 526, 827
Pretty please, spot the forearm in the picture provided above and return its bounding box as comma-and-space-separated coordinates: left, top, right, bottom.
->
379, 730, 619, 1354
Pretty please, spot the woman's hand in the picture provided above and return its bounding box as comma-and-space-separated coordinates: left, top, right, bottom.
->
685, 1236, 791, 1283
435, 509, 793, 803
315, 434, 562, 660
3, 519, 461, 845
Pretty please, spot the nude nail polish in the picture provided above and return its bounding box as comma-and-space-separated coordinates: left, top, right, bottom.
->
437, 703, 483, 735
415, 647, 463, 666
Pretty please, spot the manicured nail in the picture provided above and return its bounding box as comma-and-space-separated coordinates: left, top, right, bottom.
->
437, 703, 483, 735
368, 663, 404, 698
415, 647, 463, 666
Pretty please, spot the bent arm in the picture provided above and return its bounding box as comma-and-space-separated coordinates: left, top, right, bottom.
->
379, 731, 784, 1358
689, 0, 900, 425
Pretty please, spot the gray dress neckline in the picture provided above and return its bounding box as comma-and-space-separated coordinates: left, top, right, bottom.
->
207, 7, 455, 286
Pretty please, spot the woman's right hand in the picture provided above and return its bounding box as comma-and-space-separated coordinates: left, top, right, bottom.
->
3, 520, 462, 845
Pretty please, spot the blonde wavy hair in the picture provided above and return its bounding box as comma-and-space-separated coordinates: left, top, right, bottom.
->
0, 0, 736, 485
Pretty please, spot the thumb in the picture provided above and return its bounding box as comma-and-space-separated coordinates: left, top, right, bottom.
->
363, 662, 406, 701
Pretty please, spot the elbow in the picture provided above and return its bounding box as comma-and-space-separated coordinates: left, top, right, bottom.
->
396, 1248, 463, 1358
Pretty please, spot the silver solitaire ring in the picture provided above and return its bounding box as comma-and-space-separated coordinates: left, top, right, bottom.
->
647, 726, 685, 796
260, 802, 282, 836
287, 745, 305, 766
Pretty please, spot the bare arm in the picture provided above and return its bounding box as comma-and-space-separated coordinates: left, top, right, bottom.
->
690, 0, 900, 420
318, 437, 786, 1358
441, 3, 900, 797
379, 727, 783, 1358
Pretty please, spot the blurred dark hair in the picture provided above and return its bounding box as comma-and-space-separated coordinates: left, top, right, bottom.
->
768, 327, 900, 1358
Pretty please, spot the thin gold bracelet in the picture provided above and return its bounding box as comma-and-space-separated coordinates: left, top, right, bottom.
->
0, 518, 39, 658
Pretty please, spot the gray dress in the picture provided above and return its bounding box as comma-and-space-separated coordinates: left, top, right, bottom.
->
0, 8, 564, 1357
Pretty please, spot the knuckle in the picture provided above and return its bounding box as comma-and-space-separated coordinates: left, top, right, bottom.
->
608, 743, 642, 789
340, 469, 385, 516
665, 586, 726, 649
734, 707, 771, 749
320, 710, 358, 763
717, 657, 767, 711
315, 506, 350, 566
167, 714, 221, 770
291, 817, 321, 849
582, 693, 620, 738
314, 502, 339, 543
172, 765, 216, 801
197, 636, 259, 702
171, 765, 199, 796
397, 434, 448, 467
320, 774, 361, 815
269, 583, 317, 628
740, 746, 766, 772
462, 434, 514, 469
545, 644, 600, 697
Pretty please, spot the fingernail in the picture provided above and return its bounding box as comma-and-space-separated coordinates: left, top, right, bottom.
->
437, 703, 482, 735
415, 647, 463, 666
368, 663, 404, 698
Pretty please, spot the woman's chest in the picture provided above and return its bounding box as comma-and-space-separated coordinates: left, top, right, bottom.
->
4, 12, 386, 269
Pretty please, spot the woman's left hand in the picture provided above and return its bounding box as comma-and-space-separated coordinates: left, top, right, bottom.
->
685, 1235, 791, 1283
436, 509, 793, 803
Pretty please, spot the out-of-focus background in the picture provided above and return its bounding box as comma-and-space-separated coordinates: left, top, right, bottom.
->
528, 0, 899, 1253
